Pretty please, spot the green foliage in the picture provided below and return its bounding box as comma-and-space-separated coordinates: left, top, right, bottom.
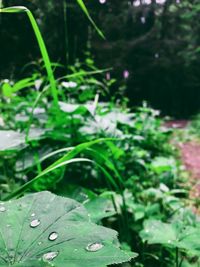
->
140, 218, 200, 267
0, 79, 191, 266
0, 4, 198, 266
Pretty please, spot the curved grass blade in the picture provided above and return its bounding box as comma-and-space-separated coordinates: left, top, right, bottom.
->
0, 6, 58, 107
4, 139, 116, 200
58, 68, 112, 81
86, 148, 124, 186
76, 0, 105, 39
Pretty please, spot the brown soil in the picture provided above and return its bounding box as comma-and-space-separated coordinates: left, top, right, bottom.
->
179, 141, 200, 198
166, 120, 200, 199
165, 120, 189, 129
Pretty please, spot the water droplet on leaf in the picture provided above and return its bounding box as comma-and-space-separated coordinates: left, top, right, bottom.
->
48, 232, 58, 241
30, 219, 40, 228
43, 251, 59, 261
86, 242, 104, 252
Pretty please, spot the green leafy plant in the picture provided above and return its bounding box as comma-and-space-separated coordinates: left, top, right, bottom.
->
140, 219, 200, 267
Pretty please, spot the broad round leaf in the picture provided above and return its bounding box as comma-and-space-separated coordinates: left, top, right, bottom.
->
140, 219, 200, 256
0, 191, 136, 266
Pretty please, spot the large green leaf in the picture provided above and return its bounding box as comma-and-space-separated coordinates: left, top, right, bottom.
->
0, 192, 136, 266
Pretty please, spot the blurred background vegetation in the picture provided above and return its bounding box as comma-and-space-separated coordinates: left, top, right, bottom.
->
2, 0, 200, 118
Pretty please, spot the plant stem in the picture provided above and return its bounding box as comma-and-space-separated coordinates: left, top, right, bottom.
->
176, 247, 179, 267
63, 0, 69, 65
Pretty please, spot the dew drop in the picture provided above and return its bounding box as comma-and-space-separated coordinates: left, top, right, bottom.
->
30, 219, 40, 228
168, 240, 172, 244
31, 213, 35, 217
0, 206, 6, 212
38, 241, 42, 245
48, 232, 58, 241
43, 251, 59, 261
86, 242, 104, 252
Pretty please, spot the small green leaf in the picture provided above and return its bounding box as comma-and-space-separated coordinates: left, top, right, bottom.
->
84, 196, 116, 223
2, 83, 13, 98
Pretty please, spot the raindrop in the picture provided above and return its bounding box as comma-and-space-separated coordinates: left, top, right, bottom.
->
30, 219, 40, 228
31, 213, 35, 217
86, 242, 104, 252
43, 251, 59, 261
38, 241, 42, 245
48, 232, 58, 241
0, 206, 6, 212
168, 240, 172, 244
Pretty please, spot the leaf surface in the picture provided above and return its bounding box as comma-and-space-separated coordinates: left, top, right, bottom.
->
0, 192, 136, 266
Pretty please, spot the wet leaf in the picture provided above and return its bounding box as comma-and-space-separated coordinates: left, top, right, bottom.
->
0, 191, 137, 266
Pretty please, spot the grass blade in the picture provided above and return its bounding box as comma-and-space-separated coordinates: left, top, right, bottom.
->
1, 6, 59, 107
4, 138, 116, 200
76, 0, 105, 39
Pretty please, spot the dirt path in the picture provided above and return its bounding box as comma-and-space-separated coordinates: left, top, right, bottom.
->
166, 120, 200, 198
179, 142, 200, 198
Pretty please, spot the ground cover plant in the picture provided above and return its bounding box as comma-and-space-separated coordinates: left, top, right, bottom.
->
1, 2, 200, 267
